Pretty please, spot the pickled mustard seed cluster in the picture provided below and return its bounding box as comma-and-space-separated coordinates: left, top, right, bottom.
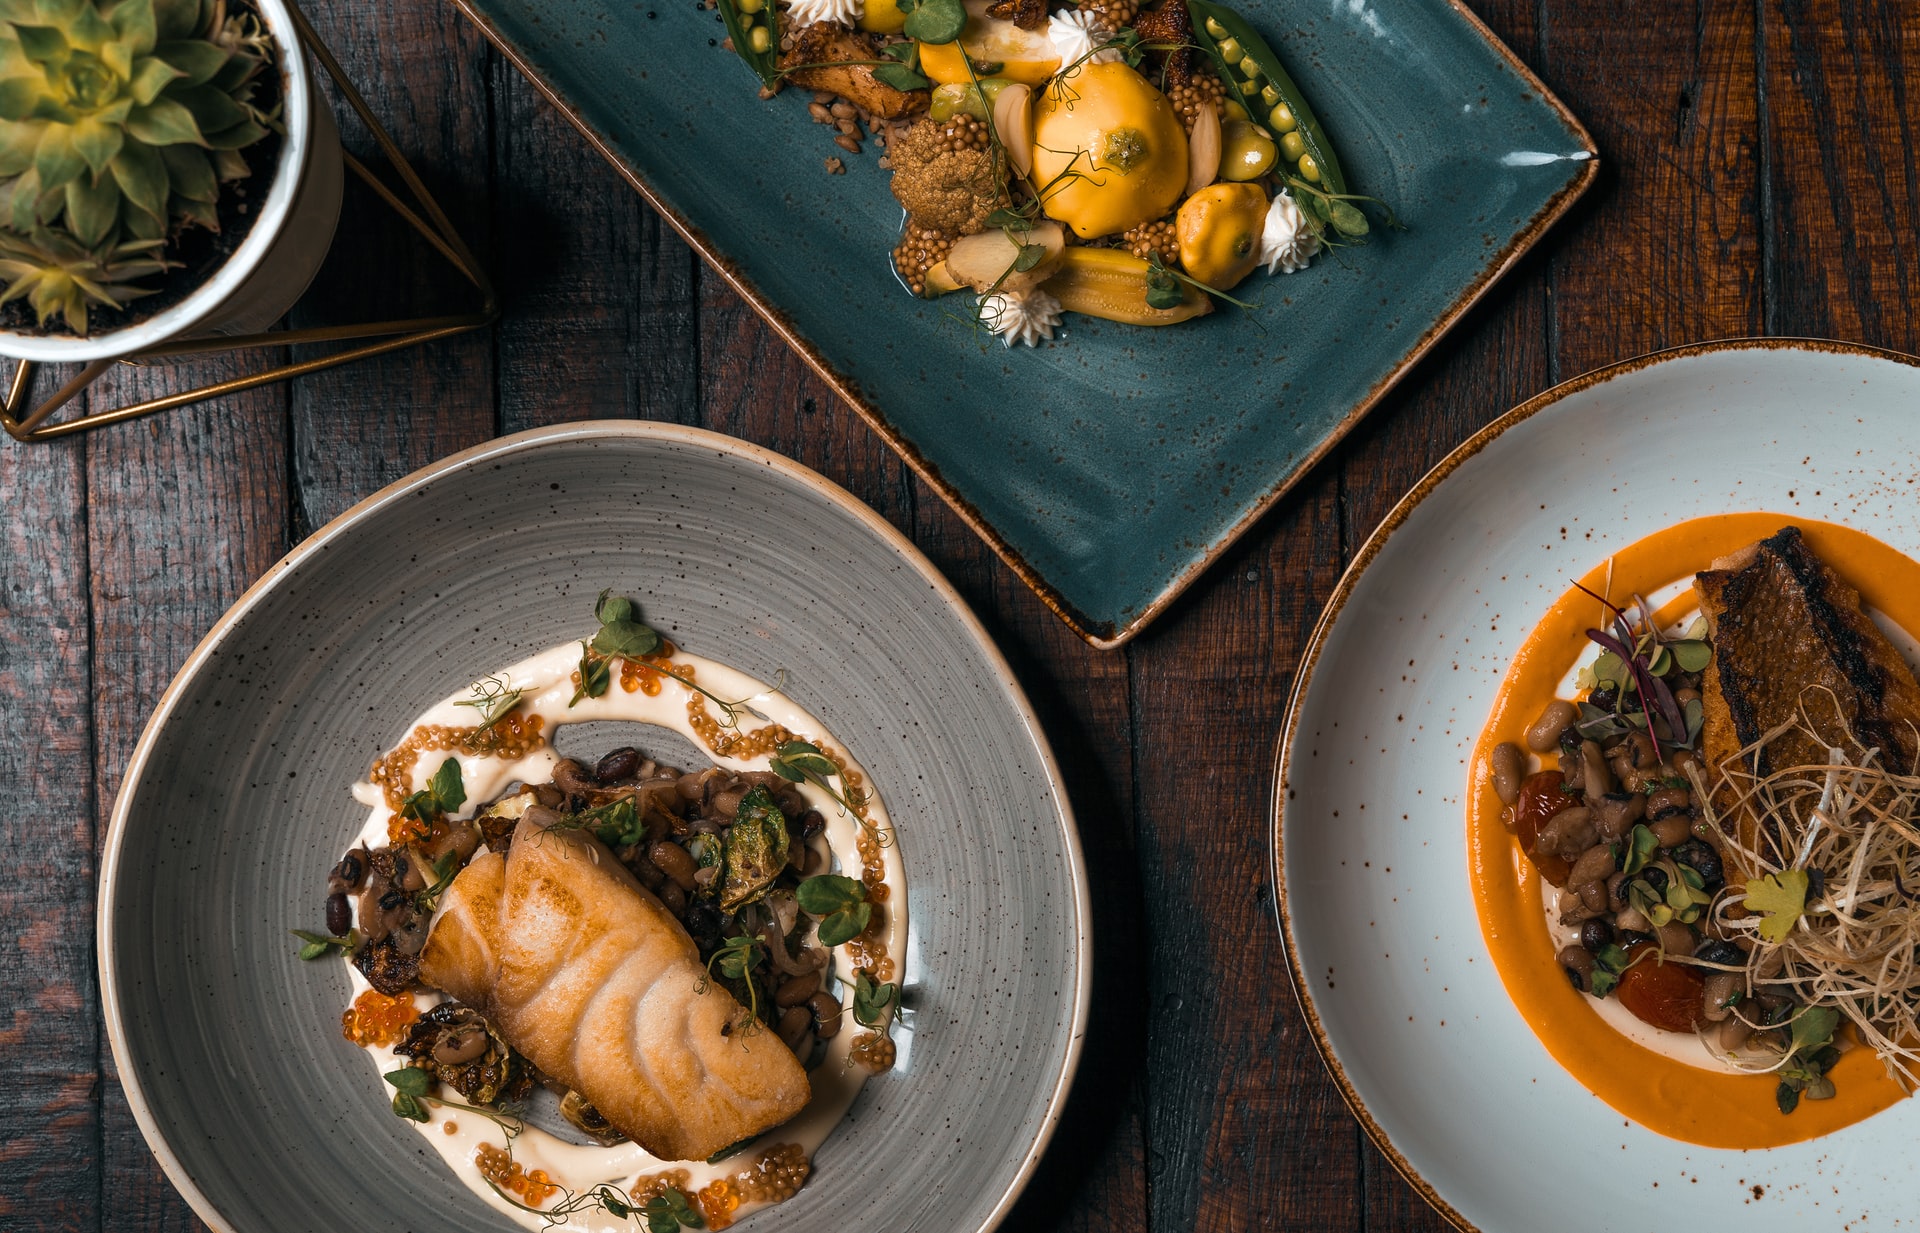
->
297, 590, 907, 1229
699, 0, 1398, 346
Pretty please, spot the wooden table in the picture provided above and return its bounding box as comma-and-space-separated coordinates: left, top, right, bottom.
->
2, 0, 1909, 1227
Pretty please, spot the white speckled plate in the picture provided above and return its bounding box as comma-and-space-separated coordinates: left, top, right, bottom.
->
1274, 340, 1920, 1232
99, 421, 1088, 1233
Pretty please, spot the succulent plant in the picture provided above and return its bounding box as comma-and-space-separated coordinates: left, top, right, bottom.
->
0, 0, 275, 246
0, 224, 168, 332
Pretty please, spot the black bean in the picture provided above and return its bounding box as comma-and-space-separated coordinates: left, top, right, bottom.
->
594, 747, 642, 782
1641, 867, 1668, 895
1580, 917, 1614, 953
798, 809, 826, 840
330, 850, 365, 890
683, 902, 722, 949
1588, 684, 1618, 710
1672, 840, 1724, 889
379, 890, 406, 912
325, 892, 350, 936
1694, 939, 1744, 968
1558, 726, 1582, 761
1563, 964, 1588, 993
1616, 928, 1654, 950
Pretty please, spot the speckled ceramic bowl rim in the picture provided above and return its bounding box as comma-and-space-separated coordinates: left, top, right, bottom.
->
1266, 336, 1920, 1233
97, 419, 1093, 1233
446, 0, 1598, 650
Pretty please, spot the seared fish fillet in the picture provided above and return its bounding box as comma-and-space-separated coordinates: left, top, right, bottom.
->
1693, 525, 1920, 782
418, 811, 810, 1161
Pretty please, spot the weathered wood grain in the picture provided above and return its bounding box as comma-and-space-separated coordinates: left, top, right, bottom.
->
1544, 0, 1763, 377
0, 432, 99, 1232
1763, 0, 1920, 349
286, 1, 498, 531
491, 73, 699, 430
84, 365, 287, 1232
694, 267, 916, 535
1131, 473, 1359, 1233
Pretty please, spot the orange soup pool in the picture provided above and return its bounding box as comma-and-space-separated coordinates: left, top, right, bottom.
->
1467, 514, 1920, 1147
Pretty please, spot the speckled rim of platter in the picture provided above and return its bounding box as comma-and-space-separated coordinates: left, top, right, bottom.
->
1268, 336, 1920, 1232
96, 420, 1092, 1233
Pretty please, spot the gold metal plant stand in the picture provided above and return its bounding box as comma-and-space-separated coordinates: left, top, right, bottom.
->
0, 0, 498, 443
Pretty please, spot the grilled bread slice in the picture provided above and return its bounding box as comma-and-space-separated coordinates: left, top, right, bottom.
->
1693, 525, 1920, 785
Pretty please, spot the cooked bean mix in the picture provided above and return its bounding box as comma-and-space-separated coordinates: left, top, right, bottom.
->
1489, 599, 1842, 1111
327, 745, 845, 1146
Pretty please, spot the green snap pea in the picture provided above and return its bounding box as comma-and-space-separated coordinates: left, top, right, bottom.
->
715, 0, 782, 87
1188, 0, 1347, 195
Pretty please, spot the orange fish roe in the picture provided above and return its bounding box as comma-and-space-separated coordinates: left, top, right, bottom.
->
695, 1144, 811, 1229
368, 712, 548, 822
475, 1143, 558, 1207
340, 989, 419, 1047
618, 641, 679, 695
849, 1031, 898, 1072
628, 1168, 692, 1205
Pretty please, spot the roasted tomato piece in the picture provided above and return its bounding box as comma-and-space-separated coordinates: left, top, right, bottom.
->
1514, 770, 1575, 886
1615, 943, 1705, 1033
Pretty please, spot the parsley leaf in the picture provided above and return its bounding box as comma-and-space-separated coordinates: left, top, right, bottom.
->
1746, 870, 1810, 943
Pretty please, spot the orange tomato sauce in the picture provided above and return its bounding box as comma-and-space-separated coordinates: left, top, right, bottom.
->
1468, 514, 1920, 1146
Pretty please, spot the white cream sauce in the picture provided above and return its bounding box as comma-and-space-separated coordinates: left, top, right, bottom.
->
340, 641, 909, 1230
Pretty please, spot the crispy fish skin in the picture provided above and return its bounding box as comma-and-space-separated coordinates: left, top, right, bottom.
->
419, 813, 810, 1161
1694, 525, 1920, 783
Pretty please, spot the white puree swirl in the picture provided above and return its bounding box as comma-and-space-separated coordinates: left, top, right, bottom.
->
785, 0, 862, 28
980, 286, 1063, 347
341, 640, 909, 1231
1256, 192, 1319, 275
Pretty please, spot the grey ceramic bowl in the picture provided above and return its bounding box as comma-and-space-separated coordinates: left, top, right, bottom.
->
99, 422, 1088, 1232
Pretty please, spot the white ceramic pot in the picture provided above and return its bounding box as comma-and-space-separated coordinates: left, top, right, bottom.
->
0, 0, 345, 363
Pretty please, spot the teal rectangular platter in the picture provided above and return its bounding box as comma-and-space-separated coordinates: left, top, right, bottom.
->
452, 0, 1596, 646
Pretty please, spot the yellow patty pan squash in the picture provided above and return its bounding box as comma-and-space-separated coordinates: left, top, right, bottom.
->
1175, 182, 1268, 290
860, 0, 908, 32
918, 0, 1059, 86
1032, 63, 1189, 240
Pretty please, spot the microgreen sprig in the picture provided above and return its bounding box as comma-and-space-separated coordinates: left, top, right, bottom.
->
852, 969, 900, 1032
769, 739, 889, 846
1145, 250, 1260, 317
414, 852, 461, 914
456, 673, 525, 743
797, 873, 872, 947
699, 934, 767, 1030
384, 1066, 434, 1122
400, 757, 467, 823
572, 591, 760, 729
291, 928, 360, 960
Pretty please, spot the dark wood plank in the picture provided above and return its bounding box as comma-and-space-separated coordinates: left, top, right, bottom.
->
912, 478, 1147, 1231
287, 1, 498, 530
84, 368, 289, 1233
491, 73, 700, 430
0, 433, 99, 1232
694, 268, 916, 534
1130, 473, 1359, 1233
1764, 0, 1920, 349
1544, 0, 1763, 378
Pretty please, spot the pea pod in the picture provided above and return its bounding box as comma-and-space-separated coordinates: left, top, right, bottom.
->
715, 0, 782, 87
1184, 0, 1346, 195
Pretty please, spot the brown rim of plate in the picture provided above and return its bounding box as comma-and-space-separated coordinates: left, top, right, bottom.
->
97, 420, 1093, 1233
447, 0, 1600, 650
1265, 335, 1920, 1233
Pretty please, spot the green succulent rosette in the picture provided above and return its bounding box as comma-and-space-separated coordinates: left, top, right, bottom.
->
0, 0, 274, 247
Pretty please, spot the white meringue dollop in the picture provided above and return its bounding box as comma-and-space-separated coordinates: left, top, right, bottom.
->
980, 287, 1064, 347
1046, 9, 1122, 70
785, 0, 862, 28
1257, 191, 1320, 275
